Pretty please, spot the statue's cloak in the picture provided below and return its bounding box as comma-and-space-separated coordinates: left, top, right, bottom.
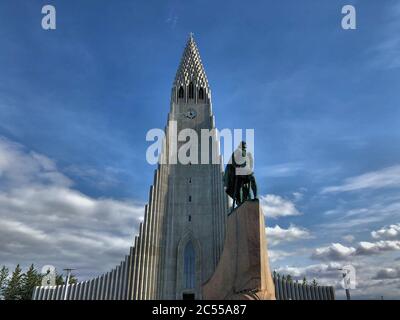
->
223, 163, 236, 199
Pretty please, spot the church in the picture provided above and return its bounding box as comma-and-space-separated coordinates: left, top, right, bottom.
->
32, 35, 335, 301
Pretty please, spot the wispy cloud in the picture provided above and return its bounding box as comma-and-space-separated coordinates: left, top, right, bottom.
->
258, 162, 304, 178
368, 2, 400, 70
322, 165, 400, 194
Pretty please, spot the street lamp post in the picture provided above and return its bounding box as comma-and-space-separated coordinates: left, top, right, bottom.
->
63, 268, 76, 300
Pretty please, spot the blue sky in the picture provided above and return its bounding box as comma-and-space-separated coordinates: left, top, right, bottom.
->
0, 0, 400, 299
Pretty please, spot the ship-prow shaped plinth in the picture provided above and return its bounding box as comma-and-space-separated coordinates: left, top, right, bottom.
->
202, 200, 276, 300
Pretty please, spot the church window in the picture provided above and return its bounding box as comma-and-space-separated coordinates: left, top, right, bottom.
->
178, 86, 184, 99
189, 196, 192, 202
188, 82, 194, 99
184, 241, 195, 289
198, 88, 204, 100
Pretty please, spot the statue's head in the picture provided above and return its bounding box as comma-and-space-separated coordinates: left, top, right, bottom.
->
239, 141, 246, 151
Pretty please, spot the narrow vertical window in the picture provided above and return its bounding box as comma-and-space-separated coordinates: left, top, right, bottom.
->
184, 241, 195, 289
178, 86, 184, 99
198, 88, 204, 100
189, 196, 192, 202
188, 82, 194, 99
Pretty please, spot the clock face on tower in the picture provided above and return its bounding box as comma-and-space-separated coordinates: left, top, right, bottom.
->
185, 109, 197, 119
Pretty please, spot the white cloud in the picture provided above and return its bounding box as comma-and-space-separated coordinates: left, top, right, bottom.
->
371, 223, 400, 240
274, 262, 342, 281
312, 240, 400, 262
268, 250, 293, 263
312, 243, 356, 261
0, 137, 144, 280
266, 224, 312, 246
322, 165, 400, 194
260, 194, 301, 218
373, 267, 400, 280
356, 240, 400, 256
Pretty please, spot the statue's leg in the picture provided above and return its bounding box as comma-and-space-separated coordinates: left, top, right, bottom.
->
237, 177, 244, 204
243, 182, 250, 201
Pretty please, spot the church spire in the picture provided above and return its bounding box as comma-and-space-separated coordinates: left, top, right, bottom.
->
174, 34, 209, 90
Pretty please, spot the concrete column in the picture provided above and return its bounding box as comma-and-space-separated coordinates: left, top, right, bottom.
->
144, 184, 155, 300
127, 246, 135, 300
105, 272, 111, 300
278, 278, 284, 300
329, 286, 335, 300
48, 287, 54, 300
151, 169, 163, 299
147, 173, 158, 300
310, 285, 315, 300
127, 248, 133, 300
293, 283, 298, 300
43, 287, 49, 300
76, 283, 82, 300
314, 286, 321, 300
68, 284, 75, 300
322, 286, 328, 300
82, 282, 87, 300
297, 283, 303, 300
122, 260, 127, 300
55, 286, 61, 300
290, 282, 296, 300
32, 286, 38, 300
301, 285, 307, 300
132, 236, 141, 300
98, 275, 105, 300
282, 278, 287, 300
114, 266, 120, 300
90, 278, 95, 300
94, 277, 100, 300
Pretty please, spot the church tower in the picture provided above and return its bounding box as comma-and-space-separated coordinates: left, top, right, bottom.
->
157, 34, 229, 299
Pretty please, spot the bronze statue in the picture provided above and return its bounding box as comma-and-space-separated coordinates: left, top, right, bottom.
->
224, 141, 257, 210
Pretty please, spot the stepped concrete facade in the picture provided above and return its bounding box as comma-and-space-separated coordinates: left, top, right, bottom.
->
33, 35, 228, 300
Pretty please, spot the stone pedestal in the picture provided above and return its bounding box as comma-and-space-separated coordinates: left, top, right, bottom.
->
202, 200, 276, 300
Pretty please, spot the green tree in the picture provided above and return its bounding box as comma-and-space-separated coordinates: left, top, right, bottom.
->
0, 266, 9, 300
311, 279, 318, 287
286, 274, 293, 283
21, 264, 42, 300
56, 273, 64, 286
4, 264, 24, 300
55, 272, 78, 285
